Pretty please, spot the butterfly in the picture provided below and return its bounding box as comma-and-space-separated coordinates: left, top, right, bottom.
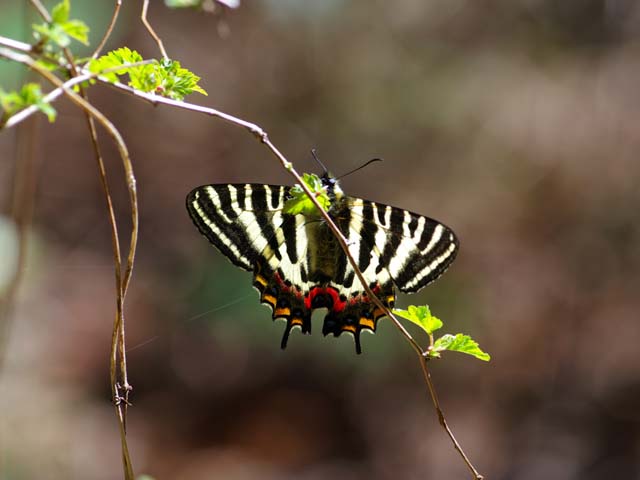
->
186, 171, 458, 353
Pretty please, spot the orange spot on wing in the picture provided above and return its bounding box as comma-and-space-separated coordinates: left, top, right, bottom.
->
262, 294, 276, 307
373, 308, 386, 320
275, 307, 291, 317
359, 318, 375, 330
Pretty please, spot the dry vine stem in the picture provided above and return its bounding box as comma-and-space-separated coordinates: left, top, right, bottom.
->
141, 0, 169, 60
91, 0, 122, 60
0, 43, 138, 480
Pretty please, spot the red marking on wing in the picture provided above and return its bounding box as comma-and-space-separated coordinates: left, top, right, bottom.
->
305, 286, 347, 312
272, 270, 303, 298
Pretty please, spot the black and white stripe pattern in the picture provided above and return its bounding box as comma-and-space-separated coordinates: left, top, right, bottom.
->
342, 198, 458, 293
187, 184, 289, 267
187, 184, 315, 295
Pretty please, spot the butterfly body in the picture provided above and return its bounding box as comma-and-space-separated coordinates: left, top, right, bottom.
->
187, 173, 458, 353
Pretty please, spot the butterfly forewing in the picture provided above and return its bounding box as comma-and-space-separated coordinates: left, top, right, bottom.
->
186, 184, 291, 271
344, 198, 459, 293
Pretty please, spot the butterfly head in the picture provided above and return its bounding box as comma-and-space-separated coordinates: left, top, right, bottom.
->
320, 172, 344, 202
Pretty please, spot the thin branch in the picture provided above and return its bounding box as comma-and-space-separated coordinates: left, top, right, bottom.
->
91, 0, 122, 60
141, 0, 169, 60
11, 5, 136, 477
2, 60, 156, 130
65, 49, 135, 473
0, 47, 138, 480
419, 358, 484, 479
29, 0, 51, 22
0, 35, 32, 52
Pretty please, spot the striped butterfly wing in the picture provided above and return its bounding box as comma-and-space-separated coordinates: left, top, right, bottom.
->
187, 183, 293, 271
342, 197, 459, 294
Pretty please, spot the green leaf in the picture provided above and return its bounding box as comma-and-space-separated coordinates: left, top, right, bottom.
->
32, 0, 89, 48
33, 23, 70, 47
165, 0, 203, 7
0, 83, 57, 123
431, 334, 491, 361
35, 56, 64, 72
283, 173, 331, 216
34, 99, 57, 122
51, 0, 70, 23
89, 47, 145, 83
61, 19, 89, 45
394, 305, 443, 335
153, 59, 208, 100
89, 51, 207, 100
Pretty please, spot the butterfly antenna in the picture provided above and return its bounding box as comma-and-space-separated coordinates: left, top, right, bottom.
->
311, 148, 329, 175
336, 158, 383, 180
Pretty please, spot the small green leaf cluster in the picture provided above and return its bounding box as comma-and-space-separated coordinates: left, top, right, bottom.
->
394, 305, 490, 361
32, 0, 89, 48
89, 48, 207, 101
283, 173, 332, 216
165, 0, 206, 7
0, 83, 56, 124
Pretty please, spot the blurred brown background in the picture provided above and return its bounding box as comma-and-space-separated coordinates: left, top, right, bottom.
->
1, 1, 640, 479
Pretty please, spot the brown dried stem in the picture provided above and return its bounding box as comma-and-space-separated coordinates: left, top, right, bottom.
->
91, 0, 123, 60
65, 50, 135, 476
0, 47, 138, 480
141, 0, 169, 60
28, 0, 50, 21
